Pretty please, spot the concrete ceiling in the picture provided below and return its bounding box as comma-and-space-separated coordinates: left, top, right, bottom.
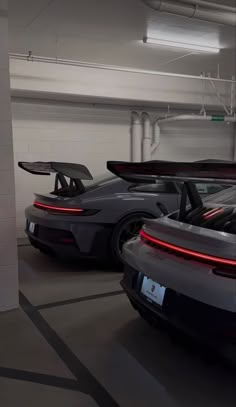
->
8, 0, 236, 78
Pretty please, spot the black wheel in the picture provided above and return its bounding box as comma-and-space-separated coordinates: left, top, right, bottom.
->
111, 212, 153, 267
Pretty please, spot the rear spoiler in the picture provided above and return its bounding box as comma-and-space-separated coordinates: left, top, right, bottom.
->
18, 161, 93, 180
107, 160, 236, 184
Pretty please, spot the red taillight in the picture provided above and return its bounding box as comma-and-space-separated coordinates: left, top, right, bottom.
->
140, 229, 236, 275
59, 238, 75, 244
203, 208, 224, 220
34, 201, 84, 214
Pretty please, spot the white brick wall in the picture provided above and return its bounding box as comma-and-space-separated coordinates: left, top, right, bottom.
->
12, 100, 234, 239
156, 121, 234, 162
0, 3, 18, 311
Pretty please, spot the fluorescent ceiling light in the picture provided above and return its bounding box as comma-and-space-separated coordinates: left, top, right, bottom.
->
143, 37, 220, 54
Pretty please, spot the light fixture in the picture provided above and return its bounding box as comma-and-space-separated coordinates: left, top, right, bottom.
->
143, 36, 220, 54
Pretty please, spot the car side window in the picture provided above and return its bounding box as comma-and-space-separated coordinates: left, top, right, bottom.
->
177, 182, 227, 195
195, 183, 226, 195
130, 181, 177, 194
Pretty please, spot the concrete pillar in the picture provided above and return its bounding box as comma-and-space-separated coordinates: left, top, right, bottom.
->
0, 1, 18, 311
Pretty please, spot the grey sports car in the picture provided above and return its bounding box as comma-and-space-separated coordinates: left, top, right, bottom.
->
19, 161, 227, 265
107, 160, 236, 360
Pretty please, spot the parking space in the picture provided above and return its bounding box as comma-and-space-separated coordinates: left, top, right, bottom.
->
0, 246, 235, 407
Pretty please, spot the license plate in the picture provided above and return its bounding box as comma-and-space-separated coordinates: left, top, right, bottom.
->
141, 276, 166, 306
28, 222, 36, 234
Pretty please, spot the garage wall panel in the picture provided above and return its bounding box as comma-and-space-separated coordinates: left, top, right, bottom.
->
12, 101, 233, 239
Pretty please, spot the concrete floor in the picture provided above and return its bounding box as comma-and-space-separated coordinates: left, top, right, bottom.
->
0, 246, 235, 407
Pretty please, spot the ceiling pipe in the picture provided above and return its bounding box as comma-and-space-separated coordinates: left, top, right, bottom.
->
155, 114, 236, 124
182, 0, 236, 13
131, 112, 142, 162
137, 113, 236, 163
9, 53, 236, 84
142, 0, 236, 26
152, 122, 161, 154
142, 112, 161, 161
142, 112, 152, 161
148, 113, 236, 160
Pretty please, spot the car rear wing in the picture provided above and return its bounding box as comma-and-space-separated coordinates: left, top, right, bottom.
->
18, 161, 93, 197
18, 161, 93, 180
107, 160, 236, 185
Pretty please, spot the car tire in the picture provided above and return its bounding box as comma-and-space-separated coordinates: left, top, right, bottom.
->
110, 212, 153, 268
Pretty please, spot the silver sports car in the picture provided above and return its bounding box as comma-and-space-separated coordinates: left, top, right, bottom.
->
18, 161, 225, 265
107, 160, 236, 359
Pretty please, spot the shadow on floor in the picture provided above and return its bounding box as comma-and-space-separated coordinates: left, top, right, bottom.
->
117, 317, 236, 407
18, 245, 117, 273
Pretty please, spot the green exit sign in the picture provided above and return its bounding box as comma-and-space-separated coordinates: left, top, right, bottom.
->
211, 115, 225, 122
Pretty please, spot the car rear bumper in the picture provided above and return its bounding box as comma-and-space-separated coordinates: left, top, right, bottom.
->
121, 265, 236, 360
123, 237, 236, 312
28, 235, 81, 258
25, 218, 112, 260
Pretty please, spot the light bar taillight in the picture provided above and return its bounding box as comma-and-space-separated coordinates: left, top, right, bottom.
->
34, 201, 84, 214
203, 208, 224, 220
140, 230, 236, 277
